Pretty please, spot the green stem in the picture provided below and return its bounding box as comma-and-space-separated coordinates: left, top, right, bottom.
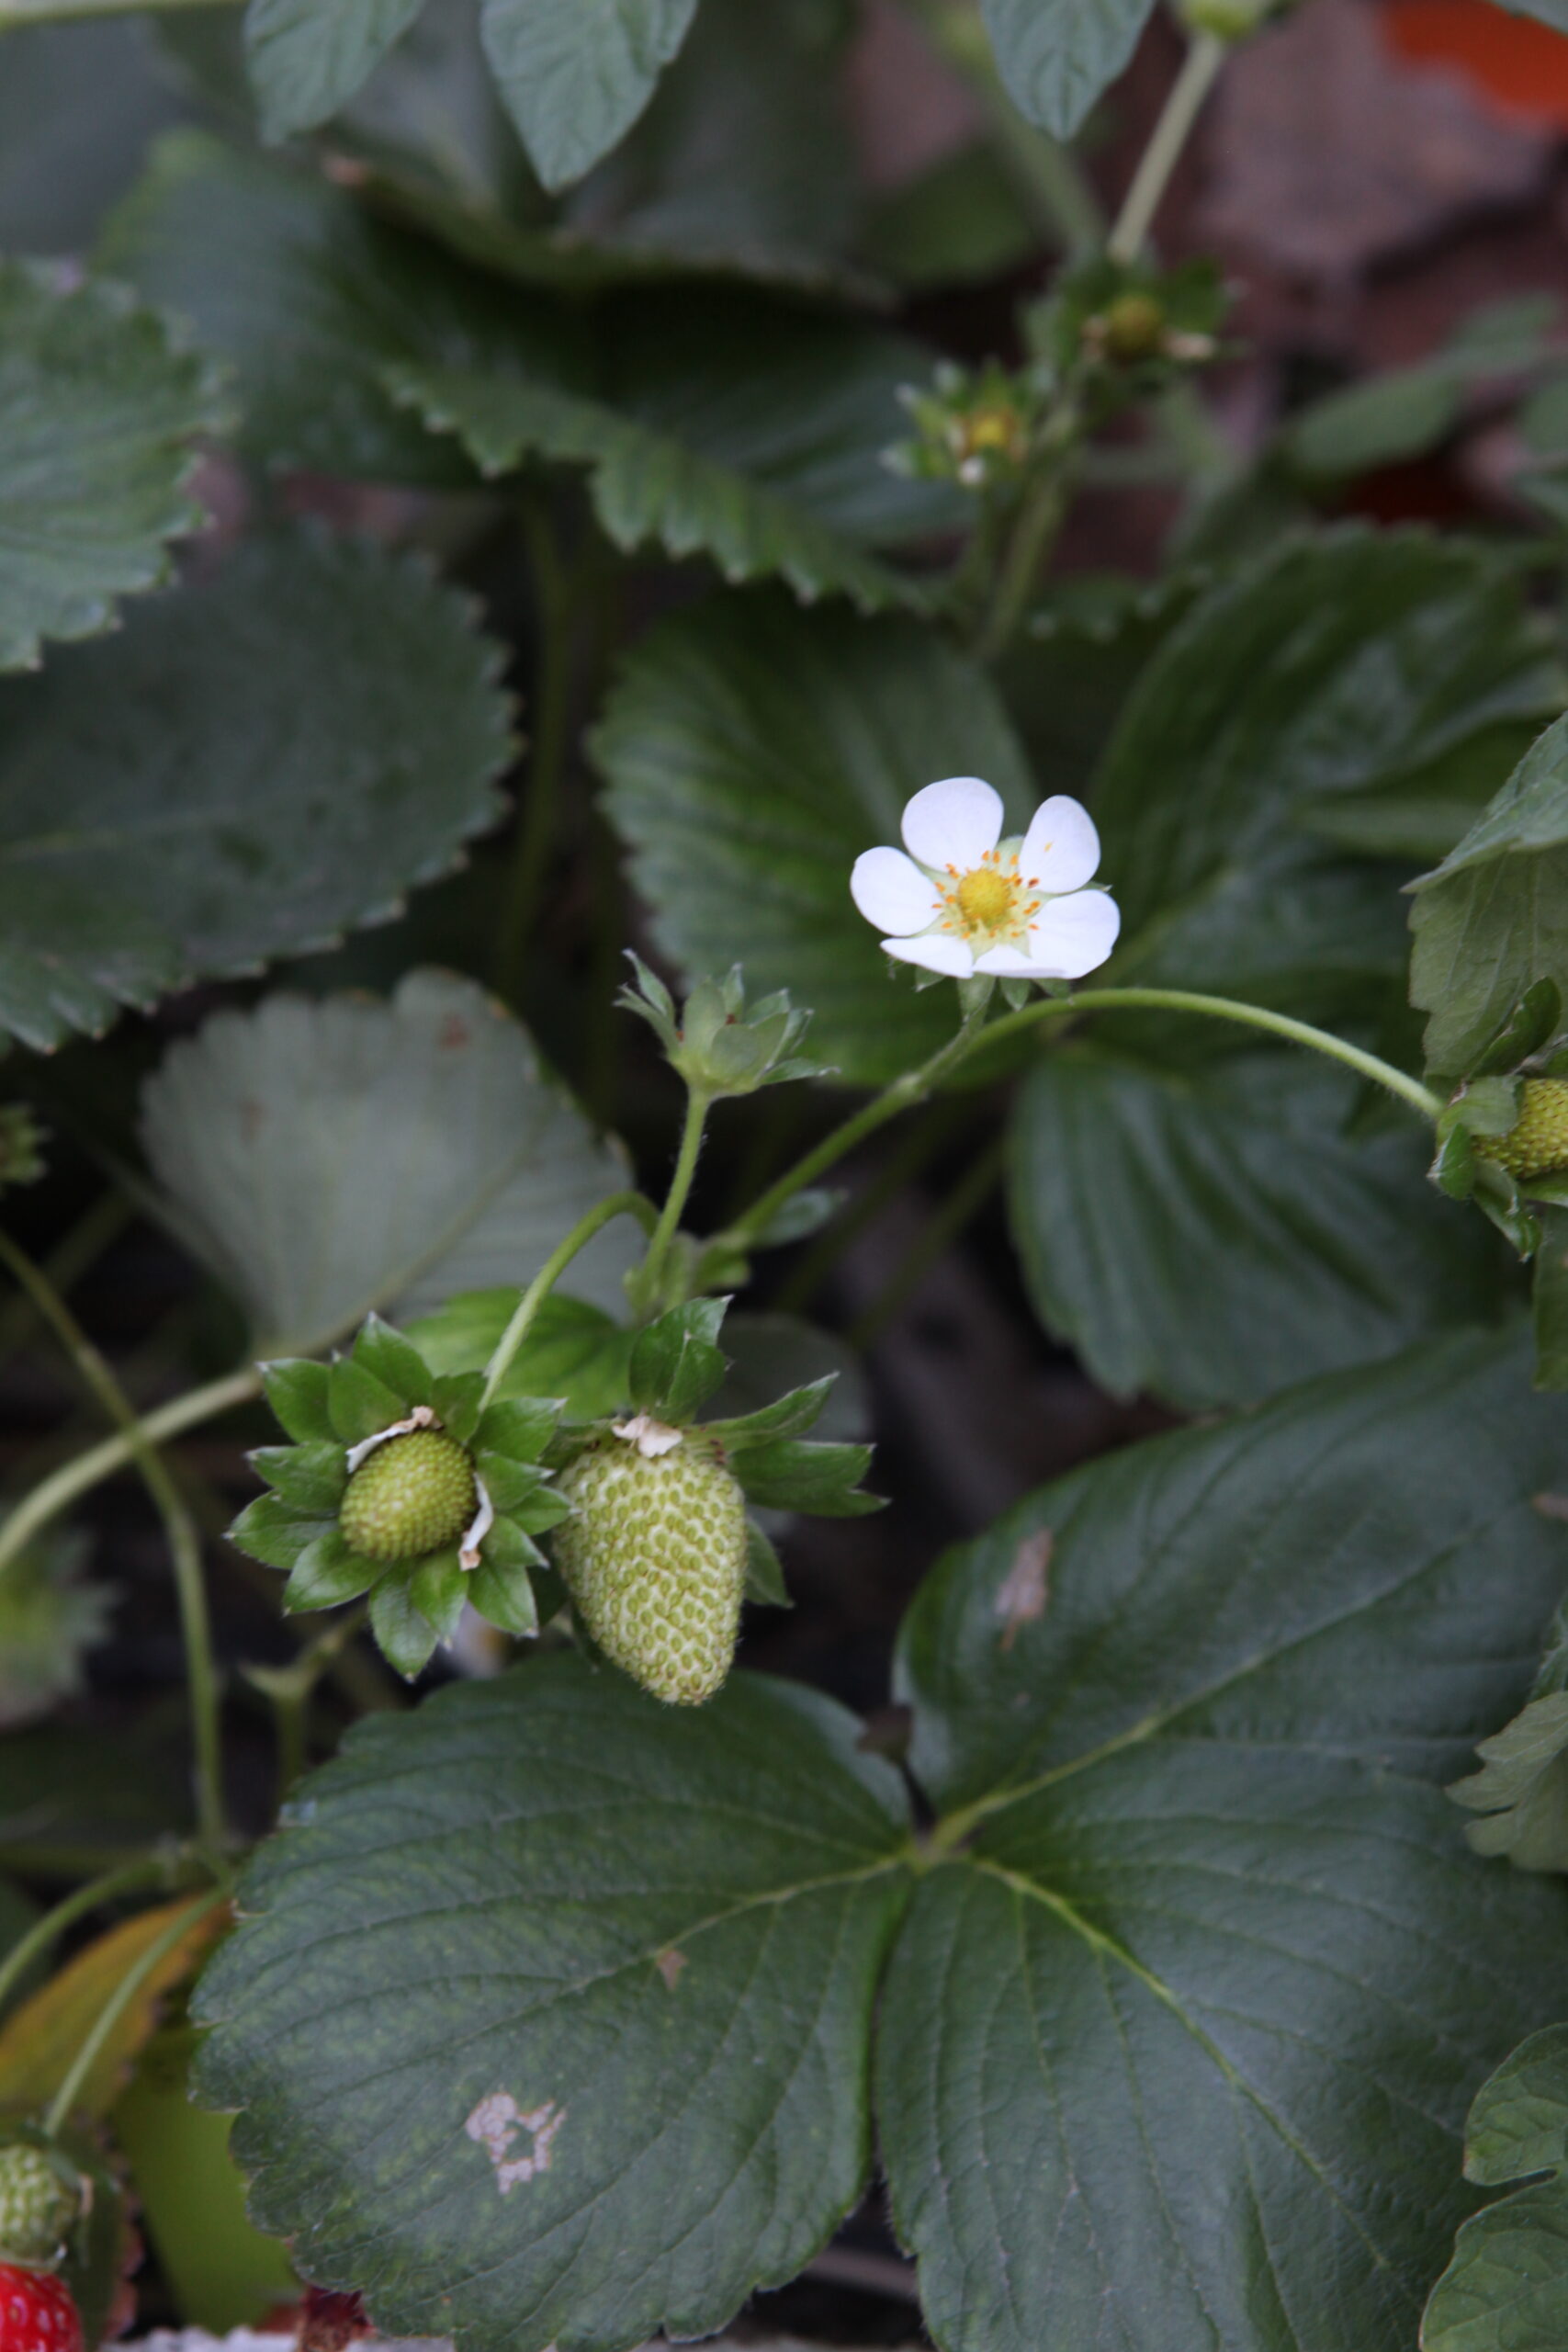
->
638, 1091, 712, 1310
849, 1137, 1007, 1351
0, 1366, 260, 1577
44, 1890, 226, 2138
722, 986, 1440, 1257
493, 498, 576, 1009
1107, 31, 1227, 264
479, 1191, 657, 1409
976, 445, 1076, 662
0, 1233, 228, 1854
0, 0, 233, 21
0, 1859, 186, 2022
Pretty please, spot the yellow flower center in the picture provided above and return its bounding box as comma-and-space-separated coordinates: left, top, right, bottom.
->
936, 849, 1043, 944
960, 403, 1025, 462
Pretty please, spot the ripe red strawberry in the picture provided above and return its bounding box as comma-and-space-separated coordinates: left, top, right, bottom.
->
0, 2266, 83, 2352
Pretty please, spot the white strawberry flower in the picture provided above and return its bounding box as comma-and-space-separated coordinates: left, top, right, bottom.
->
850, 776, 1120, 980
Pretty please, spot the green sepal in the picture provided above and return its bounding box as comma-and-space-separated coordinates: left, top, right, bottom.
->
1534, 1205, 1568, 1389
283, 1531, 382, 1612
1430, 1124, 1476, 1203
351, 1314, 434, 1407
475, 1395, 562, 1460
1474, 978, 1564, 1076
729, 1436, 882, 1516
250, 1441, 346, 1513
744, 1520, 792, 1608
1448, 1075, 1523, 1138
467, 1555, 540, 1637
327, 1353, 406, 1445
260, 1357, 333, 1443
1472, 1159, 1541, 1256
229, 1492, 329, 1572
473, 1514, 546, 1572
999, 978, 1032, 1012
707, 1375, 836, 1443
629, 1297, 729, 1422
410, 1552, 468, 1643
616, 952, 681, 1054
431, 1370, 486, 1445
621, 959, 825, 1099
473, 1451, 554, 1512
369, 1574, 440, 1679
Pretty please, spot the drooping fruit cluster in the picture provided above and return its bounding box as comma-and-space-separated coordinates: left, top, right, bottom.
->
553, 1432, 748, 1707
1476, 1078, 1568, 1182
339, 1431, 477, 1562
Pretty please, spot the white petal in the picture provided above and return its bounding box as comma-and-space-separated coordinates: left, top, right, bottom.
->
1023, 889, 1122, 978
851, 845, 942, 936
972, 944, 1043, 977
901, 775, 1003, 872
883, 932, 974, 976
1018, 796, 1100, 894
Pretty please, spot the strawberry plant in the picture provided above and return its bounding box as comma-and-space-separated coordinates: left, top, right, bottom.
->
4, 2, 1568, 2348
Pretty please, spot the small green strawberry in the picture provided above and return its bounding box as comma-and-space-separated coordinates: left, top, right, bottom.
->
339, 1430, 477, 1562
553, 1428, 748, 1707
0, 2143, 81, 2271
1476, 1078, 1568, 1183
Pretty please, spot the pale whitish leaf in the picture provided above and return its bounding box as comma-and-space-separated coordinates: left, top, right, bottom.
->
981, 0, 1155, 141
479, 0, 699, 193
0, 261, 230, 673
140, 970, 640, 1357
244, 0, 425, 140
594, 591, 1034, 1084
194, 1660, 909, 2352
884, 1329, 1568, 2352
1411, 713, 1568, 1079
0, 532, 511, 1051
99, 132, 587, 483
1096, 528, 1562, 1022
387, 288, 962, 610
1009, 1036, 1504, 1410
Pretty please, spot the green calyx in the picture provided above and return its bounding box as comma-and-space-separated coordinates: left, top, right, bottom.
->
1476, 1078, 1568, 1183
0, 2141, 82, 2270
340, 1430, 476, 1562
1098, 292, 1168, 364
554, 1432, 748, 1707
618, 956, 829, 1099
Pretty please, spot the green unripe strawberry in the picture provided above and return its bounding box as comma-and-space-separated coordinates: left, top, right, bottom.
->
1100, 292, 1167, 364
553, 1432, 747, 1706
1476, 1078, 1568, 1183
340, 1430, 476, 1562
0, 2143, 79, 2270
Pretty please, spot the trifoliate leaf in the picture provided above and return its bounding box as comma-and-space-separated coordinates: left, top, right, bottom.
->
193, 1659, 910, 2350
141, 972, 639, 1357
0, 260, 230, 673
0, 532, 512, 1050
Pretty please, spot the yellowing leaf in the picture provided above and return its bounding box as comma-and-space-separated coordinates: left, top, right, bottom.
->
0, 1899, 227, 2119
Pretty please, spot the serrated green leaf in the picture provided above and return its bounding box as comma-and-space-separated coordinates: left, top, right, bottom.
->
1411, 714, 1568, 1080
1424, 2024, 1568, 2348
1097, 530, 1562, 1022
194, 1658, 910, 2350
100, 132, 585, 482
883, 1329, 1568, 2352
980, 0, 1155, 141
387, 289, 960, 611
0, 260, 230, 674
1008, 1036, 1505, 1410
1450, 1690, 1568, 1871
595, 591, 1035, 1084
479, 0, 698, 192
0, 531, 511, 1051
141, 971, 640, 1358
369, 1573, 441, 1678
244, 0, 424, 140
407, 1292, 635, 1421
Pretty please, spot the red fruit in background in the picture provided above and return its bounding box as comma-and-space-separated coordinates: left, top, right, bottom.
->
0, 2267, 83, 2352
1382, 0, 1568, 124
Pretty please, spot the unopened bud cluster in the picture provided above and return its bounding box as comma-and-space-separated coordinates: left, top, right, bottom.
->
888, 360, 1045, 492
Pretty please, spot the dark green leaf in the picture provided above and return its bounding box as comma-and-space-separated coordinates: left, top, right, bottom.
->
100, 132, 584, 482
864, 141, 1037, 292
883, 1330, 1568, 2352
1450, 1690, 1568, 1872
141, 972, 640, 1357
0, 20, 185, 257
1282, 297, 1558, 481
251, 1442, 346, 1514
980, 0, 1156, 140
350, 1315, 434, 1407
1534, 1204, 1568, 1389
327, 1355, 406, 1446
1096, 530, 1562, 1021
282, 1533, 381, 1613
229, 1494, 333, 1575
1008, 1036, 1505, 1410
708, 1376, 835, 1443
628, 1297, 728, 1421
244, 0, 424, 140
1424, 2024, 1568, 2349
195, 1657, 910, 2350
0, 532, 511, 1051
410, 1551, 468, 1642
387, 288, 962, 612
406, 1293, 635, 1421
729, 1437, 878, 1515
466, 1554, 538, 1635
1474, 979, 1564, 1076
474, 1396, 563, 1462
0, 260, 230, 674
1411, 714, 1568, 1080
595, 591, 1035, 1085
479, 0, 699, 192
260, 1359, 334, 1445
